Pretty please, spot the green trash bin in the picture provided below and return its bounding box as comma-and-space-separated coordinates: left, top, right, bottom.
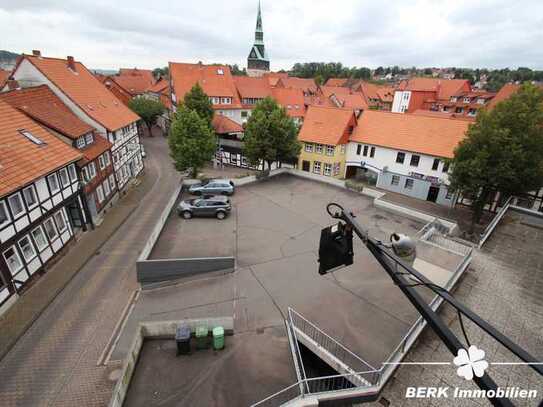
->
212, 326, 225, 350
195, 325, 208, 349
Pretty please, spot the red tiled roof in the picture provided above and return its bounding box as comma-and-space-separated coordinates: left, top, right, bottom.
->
324, 78, 347, 87
234, 76, 272, 99
263, 72, 289, 87
278, 77, 318, 94
0, 68, 10, 88
0, 85, 94, 139
352, 110, 470, 158
114, 68, 156, 95
298, 106, 355, 145
0, 100, 82, 197
320, 86, 368, 111
79, 134, 113, 164
19, 54, 140, 131
212, 114, 243, 134
486, 83, 520, 110
398, 78, 471, 101
147, 78, 168, 93
168, 62, 242, 109
271, 88, 306, 118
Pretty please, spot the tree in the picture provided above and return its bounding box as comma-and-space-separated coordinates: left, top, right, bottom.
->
152, 66, 169, 79
168, 106, 216, 178
183, 83, 214, 126
229, 64, 247, 76
243, 97, 301, 170
448, 83, 543, 232
128, 97, 165, 135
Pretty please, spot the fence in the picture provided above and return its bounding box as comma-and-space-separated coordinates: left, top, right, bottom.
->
478, 196, 513, 248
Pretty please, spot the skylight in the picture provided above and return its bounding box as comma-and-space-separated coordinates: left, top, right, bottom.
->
19, 129, 45, 145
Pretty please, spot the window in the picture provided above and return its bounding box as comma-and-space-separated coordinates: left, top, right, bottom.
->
76, 137, 86, 149
3, 247, 23, 274
442, 162, 450, 173
304, 143, 314, 153
88, 163, 96, 179
8, 194, 24, 217
445, 189, 453, 200
391, 175, 400, 186
363, 145, 369, 156
48, 173, 60, 192
18, 236, 36, 262
241, 111, 248, 118
370, 147, 375, 158
340, 145, 346, 154
68, 164, 78, 182
54, 211, 67, 233
103, 152, 111, 167
31, 226, 48, 251
429, 158, 439, 171
81, 167, 89, 183
396, 152, 405, 164
96, 185, 105, 203
333, 163, 341, 176
98, 155, 105, 170
313, 161, 321, 174
23, 186, 38, 208
405, 179, 414, 190
315, 144, 323, 154
356, 144, 362, 155
323, 163, 332, 176
109, 174, 116, 190
43, 218, 58, 241
103, 180, 111, 196
410, 155, 420, 167
0, 201, 9, 225
85, 133, 94, 144
326, 145, 335, 156
59, 168, 69, 187
19, 129, 45, 145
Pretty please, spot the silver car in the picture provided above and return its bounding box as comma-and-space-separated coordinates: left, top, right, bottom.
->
177, 196, 232, 220
188, 179, 235, 196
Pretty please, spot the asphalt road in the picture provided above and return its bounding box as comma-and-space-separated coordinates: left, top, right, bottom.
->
0, 135, 181, 407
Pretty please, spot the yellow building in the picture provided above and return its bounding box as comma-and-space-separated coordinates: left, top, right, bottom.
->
298, 106, 357, 179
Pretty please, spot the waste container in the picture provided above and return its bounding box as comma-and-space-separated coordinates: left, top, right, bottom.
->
175, 324, 191, 355
212, 326, 224, 350
195, 325, 208, 349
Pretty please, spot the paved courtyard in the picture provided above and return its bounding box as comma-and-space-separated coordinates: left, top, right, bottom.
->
121, 175, 468, 406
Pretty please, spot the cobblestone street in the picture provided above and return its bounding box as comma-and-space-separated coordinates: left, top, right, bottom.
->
0, 136, 180, 406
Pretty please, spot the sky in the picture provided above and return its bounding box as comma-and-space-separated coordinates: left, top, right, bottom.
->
0, 0, 542, 71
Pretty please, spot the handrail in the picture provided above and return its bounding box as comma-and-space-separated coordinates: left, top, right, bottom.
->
479, 196, 513, 248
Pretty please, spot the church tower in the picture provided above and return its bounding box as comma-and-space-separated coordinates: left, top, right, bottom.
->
247, 1, 270, 77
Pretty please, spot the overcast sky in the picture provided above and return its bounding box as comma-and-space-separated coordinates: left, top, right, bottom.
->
0, 0, 542, 71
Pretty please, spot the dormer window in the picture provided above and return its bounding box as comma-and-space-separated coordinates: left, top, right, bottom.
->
450, 97, 457, 103
19, 129, 45, 145
463, 97, 471, 103
217, 69, 224, 75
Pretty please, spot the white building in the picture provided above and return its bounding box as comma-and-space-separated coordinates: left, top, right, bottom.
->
0, 100, 84, 313
345, 110, 470, 206
10, 51, 144, 191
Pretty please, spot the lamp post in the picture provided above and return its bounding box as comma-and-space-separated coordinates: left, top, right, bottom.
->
318, 203, 542, 407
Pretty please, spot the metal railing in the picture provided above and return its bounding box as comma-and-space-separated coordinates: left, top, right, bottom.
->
288, 308, 379, 384
479, 196, 513, 248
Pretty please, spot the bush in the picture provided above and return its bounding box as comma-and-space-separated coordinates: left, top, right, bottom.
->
345, 179, 364, 192
256, 169, 270, 180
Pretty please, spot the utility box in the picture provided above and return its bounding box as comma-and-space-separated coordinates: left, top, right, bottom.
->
212, 326, 225, 350
175, 324, 191, 355
195, 325, 209, 350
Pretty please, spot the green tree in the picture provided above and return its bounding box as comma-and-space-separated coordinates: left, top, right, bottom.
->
449, 83, 543, 232
183, 83, 214, 126
168, 106, 216, 178
243, 97, 301, 170
152, 66, 169, 79
128, 97, 165, 135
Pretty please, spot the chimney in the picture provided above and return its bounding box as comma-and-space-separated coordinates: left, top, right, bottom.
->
32, 50, 41, 57
67, 56, 76, 71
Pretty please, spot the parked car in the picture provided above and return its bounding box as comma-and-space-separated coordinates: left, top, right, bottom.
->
177, 196, 232, 220
188, 179, 235, 196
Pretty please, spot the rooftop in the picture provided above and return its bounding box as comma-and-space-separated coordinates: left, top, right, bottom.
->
398, 77, 471, 101
234, 76, 272, 100
298, 106, 356, 145
113, 68, 156, 96
271, 87, 306, 118
212, 114, 243, 134
0, 99, 81, 197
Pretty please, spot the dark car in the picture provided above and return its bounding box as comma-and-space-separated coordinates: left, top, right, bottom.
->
188, 179, 235, 196
177, 196, 232, 220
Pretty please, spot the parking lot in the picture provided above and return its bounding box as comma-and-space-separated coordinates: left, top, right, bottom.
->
121, 174, 466, 406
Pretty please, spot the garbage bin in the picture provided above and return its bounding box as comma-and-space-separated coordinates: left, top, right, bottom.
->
212, 326, 224, 350
175, 324, 191, 355
195, 325, 208, 350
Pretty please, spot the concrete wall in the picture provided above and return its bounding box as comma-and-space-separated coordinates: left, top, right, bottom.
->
136, 256, 235, 284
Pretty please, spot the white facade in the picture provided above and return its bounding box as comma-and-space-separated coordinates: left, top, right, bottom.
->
0, 163, 81, 309
391, 90, 411, 113
11, 59, 144, 191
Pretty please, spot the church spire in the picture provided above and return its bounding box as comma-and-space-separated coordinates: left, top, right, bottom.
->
247, 0, 270, 77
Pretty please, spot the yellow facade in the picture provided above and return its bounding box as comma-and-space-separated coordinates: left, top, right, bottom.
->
298, 142, 347, 179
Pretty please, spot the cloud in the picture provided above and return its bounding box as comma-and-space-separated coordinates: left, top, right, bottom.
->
0, 0, 542, 70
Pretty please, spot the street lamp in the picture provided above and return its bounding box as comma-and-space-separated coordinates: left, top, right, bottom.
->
318, 203, 542, 407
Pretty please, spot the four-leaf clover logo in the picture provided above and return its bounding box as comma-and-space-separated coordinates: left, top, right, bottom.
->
453, 345, 489, 380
